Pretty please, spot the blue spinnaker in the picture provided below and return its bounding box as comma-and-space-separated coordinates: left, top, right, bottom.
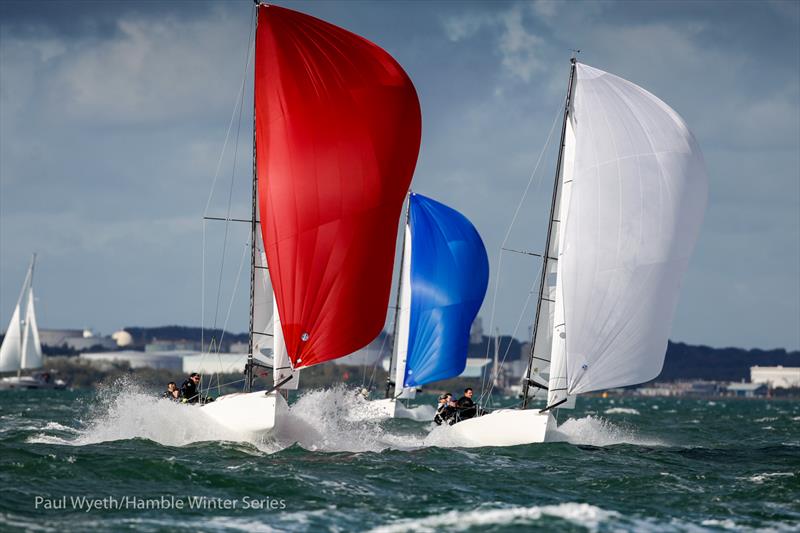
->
403, 193, 489, 388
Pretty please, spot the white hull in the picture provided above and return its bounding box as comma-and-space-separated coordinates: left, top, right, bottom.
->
446, 409, 556, 447
0, 374, 66, 390
200, 389, 288, 440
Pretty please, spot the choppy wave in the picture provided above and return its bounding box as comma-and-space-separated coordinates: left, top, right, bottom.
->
367, 502, 620, 533
604, 407, 641, 415
548, 416, 666, 447
26, 379, 426, 454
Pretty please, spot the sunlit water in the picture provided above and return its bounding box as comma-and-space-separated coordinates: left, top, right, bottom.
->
1, 381, 798, 532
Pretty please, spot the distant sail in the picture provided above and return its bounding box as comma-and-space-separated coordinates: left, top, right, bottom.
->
560, 63, 708, 395
20, 287, 42, 370
403, 194, 489, 388
255, 6, 421, 368
0, 303, 22, 373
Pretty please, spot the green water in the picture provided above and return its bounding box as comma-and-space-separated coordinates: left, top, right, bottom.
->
1, 384, 798, 532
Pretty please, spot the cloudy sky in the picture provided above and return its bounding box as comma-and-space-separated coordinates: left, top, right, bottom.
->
1, 0, 798, 351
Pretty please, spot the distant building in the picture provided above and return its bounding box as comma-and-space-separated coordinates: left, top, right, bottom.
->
725, 382, 768, 398
38, 328, 116, 350
145, 340, 201, 353
78, 350, 272, 375
750, 366, 800, 389
182, 352, 271, 375
79, 351, 188, 371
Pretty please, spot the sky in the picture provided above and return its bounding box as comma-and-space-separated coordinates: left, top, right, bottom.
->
0, 0, 798, 351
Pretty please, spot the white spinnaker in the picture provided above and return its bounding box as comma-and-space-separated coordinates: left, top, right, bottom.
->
0, 303, 22, 372
392, 225, 415, 400
547, 111, 576, 409
20, 288, 42, 370
561, 63, 708, 395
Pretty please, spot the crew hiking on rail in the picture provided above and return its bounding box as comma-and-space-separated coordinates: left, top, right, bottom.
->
434, 388, 477, 425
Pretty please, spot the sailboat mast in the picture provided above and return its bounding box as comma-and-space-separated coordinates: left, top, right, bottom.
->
521, 57, 577, 409
385, 194, 411, 398
245, 7, 259, 393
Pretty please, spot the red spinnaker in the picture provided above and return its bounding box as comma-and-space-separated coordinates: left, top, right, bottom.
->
255, 5, 421, 368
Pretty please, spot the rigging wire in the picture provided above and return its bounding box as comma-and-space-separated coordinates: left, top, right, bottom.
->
202, 8, 257, 358
200, 6, 256, 396
477, 102, 564, 408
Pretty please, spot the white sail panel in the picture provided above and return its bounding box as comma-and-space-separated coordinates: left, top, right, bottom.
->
547, 112, 576, 409
252, 223, 272, 359
20, 288, 42, 370
0, 303, 22, 372
272, 294, 299, 389
255, 201, 298, 389
561, 63, 708, 395
392, 225, 415, 399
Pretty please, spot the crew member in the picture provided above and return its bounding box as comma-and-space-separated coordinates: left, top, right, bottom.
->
456, 387, 477, 421
180, 372, 202, 404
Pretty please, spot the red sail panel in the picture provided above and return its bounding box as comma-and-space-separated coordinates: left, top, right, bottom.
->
255, 5, 421, 368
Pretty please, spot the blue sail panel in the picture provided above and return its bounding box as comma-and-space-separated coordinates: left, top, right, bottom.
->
403, 193, 489, 388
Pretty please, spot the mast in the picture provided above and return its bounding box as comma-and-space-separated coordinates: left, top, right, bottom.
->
521, 57, 577, 408
245, 6, 259, 393
385, 194, 411, 398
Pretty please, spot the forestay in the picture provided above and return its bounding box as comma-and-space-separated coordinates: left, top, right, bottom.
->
561, 63, 708, 395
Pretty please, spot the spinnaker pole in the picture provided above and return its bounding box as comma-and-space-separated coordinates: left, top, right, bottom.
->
521, 57, 577, 408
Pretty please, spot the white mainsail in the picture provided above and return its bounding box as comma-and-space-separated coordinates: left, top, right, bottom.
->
20, 288, 42, 370
559, 63, 708, 395
390, 225, 414, 400
253, 206, 298, 389
546, 111, 577, 409
0, 255, 42, 373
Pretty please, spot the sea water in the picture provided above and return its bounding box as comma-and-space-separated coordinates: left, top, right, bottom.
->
1, 382, 798, 532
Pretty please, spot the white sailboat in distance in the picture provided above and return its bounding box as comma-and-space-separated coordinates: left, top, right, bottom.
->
448, 58, 708, 447
0, 254, 66, 390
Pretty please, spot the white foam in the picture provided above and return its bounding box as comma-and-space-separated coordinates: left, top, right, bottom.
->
28, 379, 426, 454
368, 502, 620, 533
604, 407, 640, 415
548, 416, 666, 447
747, 472, 795, 484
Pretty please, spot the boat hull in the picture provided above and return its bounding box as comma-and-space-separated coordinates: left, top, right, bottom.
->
447, 408, 556, 447
0, 375, 67, 390
200, 389, 288, 439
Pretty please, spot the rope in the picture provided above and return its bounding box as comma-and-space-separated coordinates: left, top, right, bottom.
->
478, 102, 563, 408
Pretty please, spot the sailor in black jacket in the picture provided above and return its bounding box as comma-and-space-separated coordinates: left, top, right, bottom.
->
180, 372, 201, 404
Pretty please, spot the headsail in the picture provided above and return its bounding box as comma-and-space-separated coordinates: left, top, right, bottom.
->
20, 287, 42, 370
560, 63, 708, 395
402, 194, 489, 388
0, 255, 42, 372
0, 303, 22, 373
255, 5, 421, 368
